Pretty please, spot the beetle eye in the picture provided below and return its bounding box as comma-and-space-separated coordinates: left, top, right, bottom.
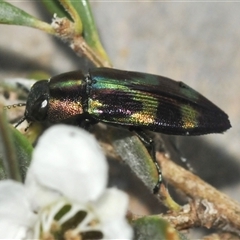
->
31, 97, 49, 121
41, 99, 48, 109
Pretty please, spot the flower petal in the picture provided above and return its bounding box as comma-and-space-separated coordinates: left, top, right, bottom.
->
95, 188, 129, 219
0, 180, 36, 238
94, 188, 133, 239
102, 218, 133, 240
25, 125, 108, 208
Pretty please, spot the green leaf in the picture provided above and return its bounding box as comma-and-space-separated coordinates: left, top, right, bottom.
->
109, 128, 158, 193
0, 0, 54, 33
70, 1, 100, 44
41, 0, 72, 19
72, 0, 111, 63
11, 126, 33, 180
0, 113, 33, 181
133, 216, 188, 240
0, 111, 21, 181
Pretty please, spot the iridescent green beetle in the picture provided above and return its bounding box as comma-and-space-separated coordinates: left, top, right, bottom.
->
15, 68, 231, 193
20, 68, 231, 133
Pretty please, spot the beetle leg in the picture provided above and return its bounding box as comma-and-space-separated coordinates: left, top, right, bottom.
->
77, 115, 99, 130
78, 119, 93, 130
132, 129, 162, 194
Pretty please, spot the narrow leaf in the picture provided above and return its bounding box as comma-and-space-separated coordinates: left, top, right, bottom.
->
109, 128, 158, 193
41, 0, 72, 19
0, 110, 21, 182
0, 0, 54, 33
72, 0, 111, 63
11, 126, 33, 180
133, 216, 186, 240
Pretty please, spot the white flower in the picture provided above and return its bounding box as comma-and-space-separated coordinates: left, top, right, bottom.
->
26, 125, 108, 210
0, 125, 133, 239
0, 180, 36, 238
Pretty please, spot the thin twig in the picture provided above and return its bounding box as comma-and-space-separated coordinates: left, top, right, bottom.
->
71, 35, 112, 67
156, 152, 240, 235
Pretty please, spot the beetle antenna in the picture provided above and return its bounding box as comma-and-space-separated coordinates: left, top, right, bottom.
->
4, 103, 27, 128
4, 103, 26, 110
14, 116, 26, 128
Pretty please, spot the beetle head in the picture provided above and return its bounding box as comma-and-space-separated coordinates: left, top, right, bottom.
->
24, 80, 49, 123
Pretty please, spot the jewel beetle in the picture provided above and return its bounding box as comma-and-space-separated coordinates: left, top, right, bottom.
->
14, 68, 231, 193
